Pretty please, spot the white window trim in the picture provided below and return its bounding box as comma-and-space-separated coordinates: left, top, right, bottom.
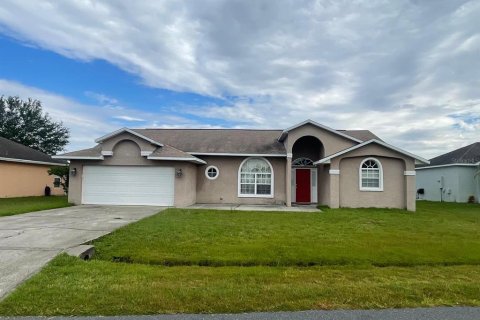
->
237, 157, 274, 198
310, 168, 318, 203
359, 157, 384, 192
205, 165, 219, 180
292, 157, 314, 166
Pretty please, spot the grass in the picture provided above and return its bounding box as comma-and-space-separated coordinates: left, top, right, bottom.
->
0, 196, 71, 217
0, 255, 478, 316
93, 201, 480, 267
0, 201, 479, 315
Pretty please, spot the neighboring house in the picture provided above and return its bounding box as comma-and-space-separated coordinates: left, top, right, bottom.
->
0, 137, 67, 197
416, 142, 480, 203
54, 120, 428, 211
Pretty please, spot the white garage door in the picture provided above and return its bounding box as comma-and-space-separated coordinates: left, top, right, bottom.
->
82, 166, 174, 206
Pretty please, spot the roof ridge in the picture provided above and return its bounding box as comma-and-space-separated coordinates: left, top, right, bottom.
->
135, 128, 284, 131
135, 127, 373, 132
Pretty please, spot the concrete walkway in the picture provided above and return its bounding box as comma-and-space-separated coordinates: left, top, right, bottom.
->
0, 205, 162, 299
187, 204, 320, 212
1, 307, 479, 319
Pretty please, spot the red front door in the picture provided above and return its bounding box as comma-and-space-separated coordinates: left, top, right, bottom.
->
296, 169, 311, 203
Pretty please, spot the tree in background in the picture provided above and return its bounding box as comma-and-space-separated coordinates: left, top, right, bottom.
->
0, 96, 69, 155
48, 166, 69, 194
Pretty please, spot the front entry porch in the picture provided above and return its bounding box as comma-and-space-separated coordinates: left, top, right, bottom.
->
285, 135, 326, 207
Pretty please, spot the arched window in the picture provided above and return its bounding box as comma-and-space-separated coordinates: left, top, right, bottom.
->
238, 157, 274, 197
359, 158, 383, 191
292, 157, 314, 166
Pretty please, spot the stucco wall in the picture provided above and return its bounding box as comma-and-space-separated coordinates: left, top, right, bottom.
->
329, 143, 415, 210
68, 140, 196, 206
0, 161, 64, 197
317, 164, 330, 206
195, 156, 286, 205
339, 156, 406, 209
100, 132, 156, 154
416, 166, 478, 203
285, 123, 357, 157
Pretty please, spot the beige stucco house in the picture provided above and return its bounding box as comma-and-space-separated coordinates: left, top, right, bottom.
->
55, 120, 428, 211
0, 137, 66, 197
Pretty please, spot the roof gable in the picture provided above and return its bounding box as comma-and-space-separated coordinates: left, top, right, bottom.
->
278, 119, 363, 143
95, 128, 164, 147
314, 139, 429, 165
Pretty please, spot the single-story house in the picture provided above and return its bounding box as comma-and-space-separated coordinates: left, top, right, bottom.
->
54, 120, 429, 211
0, 136, 66, 197
416, 142, 480, 203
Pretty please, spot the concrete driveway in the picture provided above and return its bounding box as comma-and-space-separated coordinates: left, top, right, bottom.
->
0, 205, 163, 299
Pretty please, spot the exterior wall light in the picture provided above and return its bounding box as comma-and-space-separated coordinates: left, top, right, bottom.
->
71, 168, 77, 176
176, 168, 183, 177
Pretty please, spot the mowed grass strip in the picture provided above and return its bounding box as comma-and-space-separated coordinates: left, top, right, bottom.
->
93, 201, 480, 267
0, 255, 479, 316
0, 196, 70, 217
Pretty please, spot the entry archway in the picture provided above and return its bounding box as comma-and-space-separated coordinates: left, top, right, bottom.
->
291, 136, 324, 203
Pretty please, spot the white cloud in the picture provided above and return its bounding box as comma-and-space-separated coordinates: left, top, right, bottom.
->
84, 91, 119, 106
113, 115, 145, 122
0, 0, 479, 158
0, 79, 211, 151
0, 79, 117, 151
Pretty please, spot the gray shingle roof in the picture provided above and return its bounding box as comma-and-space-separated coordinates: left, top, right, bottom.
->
57, 145, 103, 158
133, 129, 286, 154
149, 144, 205, 163
133, 128, 379, 154
56, 127, 381, 158
0, 136, 66, 165
426, 142, 480, 166
57, 143, 204, 163
338, 130, 382, 142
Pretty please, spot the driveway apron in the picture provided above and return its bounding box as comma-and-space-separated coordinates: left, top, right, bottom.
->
0, 205, 162, 299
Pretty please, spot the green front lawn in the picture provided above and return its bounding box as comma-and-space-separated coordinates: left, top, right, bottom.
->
93, 201, 480, 267
0, 196, 71, 217
0, 255, 478, 316
0, 201, 479, 315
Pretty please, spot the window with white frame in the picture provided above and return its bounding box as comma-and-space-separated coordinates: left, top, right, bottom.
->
205, 165, 219, 180
239, 157, 273, 197
360, 158, 383, 191
292, 157, 314, 166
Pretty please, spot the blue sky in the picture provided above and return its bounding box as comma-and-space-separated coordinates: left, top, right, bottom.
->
0, 0, 479, 157
0, 34, 231, 125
